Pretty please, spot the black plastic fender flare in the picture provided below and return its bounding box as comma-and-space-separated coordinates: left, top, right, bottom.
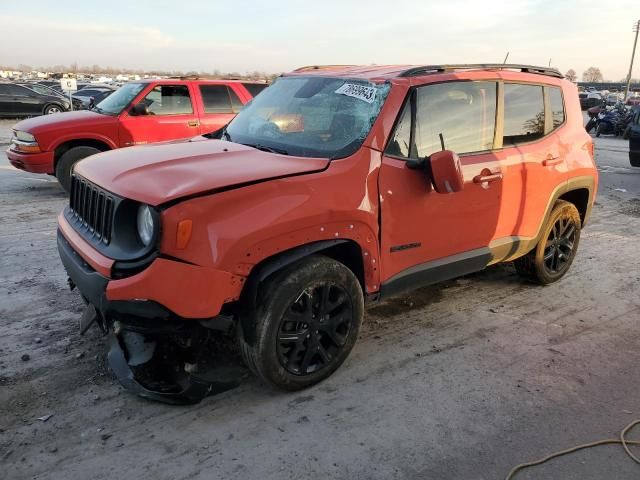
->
239, 239, 348, 345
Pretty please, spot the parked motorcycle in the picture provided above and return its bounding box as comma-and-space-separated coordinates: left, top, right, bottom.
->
595, 104, 634, 137
585, 102, 608, 133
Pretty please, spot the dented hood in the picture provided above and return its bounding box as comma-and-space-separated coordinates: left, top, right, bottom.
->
74, 139, 329, 206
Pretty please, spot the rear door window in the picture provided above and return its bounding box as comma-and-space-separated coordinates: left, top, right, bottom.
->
503, 84, 545, 145
141, 85, 193, 115
199, 85, 238, 113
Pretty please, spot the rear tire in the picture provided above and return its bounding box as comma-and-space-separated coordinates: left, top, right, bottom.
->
239, 255, 364, 391
631, 156, 640, 168
55, 146, 101, 192
514, 200, 581, 285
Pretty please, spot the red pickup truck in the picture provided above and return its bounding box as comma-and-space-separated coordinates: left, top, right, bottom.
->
7, 79, 268, 190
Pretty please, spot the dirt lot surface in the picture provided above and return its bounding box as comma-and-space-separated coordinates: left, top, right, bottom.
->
0, 119, 16, 145
1, 136, 640, 480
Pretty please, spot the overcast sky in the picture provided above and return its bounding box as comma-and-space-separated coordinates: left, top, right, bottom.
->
1, 0, 638, 80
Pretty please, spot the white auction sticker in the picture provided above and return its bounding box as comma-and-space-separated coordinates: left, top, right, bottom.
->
335, 83, 376, 103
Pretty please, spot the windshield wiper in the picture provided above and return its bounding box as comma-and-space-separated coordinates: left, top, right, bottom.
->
243, 143, 289, 155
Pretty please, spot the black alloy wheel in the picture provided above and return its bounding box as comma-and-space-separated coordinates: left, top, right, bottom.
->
239, 255, 364, 391
514, 200, 582, 285
542, 216, 577, 274
277, 284, 352, 375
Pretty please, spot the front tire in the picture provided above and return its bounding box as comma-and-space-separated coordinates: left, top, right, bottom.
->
240, 255, 364, 391
514, 200, 581, 285
55, 146, 101, 192
585, 118, 596, 133
595, 123, 604, 137
44, 104, 63, 115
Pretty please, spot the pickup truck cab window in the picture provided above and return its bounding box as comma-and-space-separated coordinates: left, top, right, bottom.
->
142, 85, 193, 115
199, 85, 243, 114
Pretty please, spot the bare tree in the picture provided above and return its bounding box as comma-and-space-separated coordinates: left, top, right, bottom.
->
565, 69, 577, 82
582, 67, 603, 82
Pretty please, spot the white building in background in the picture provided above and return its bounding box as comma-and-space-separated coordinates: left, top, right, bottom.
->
0, 70, 21, 78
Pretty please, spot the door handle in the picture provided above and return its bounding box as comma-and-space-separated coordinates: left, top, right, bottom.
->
187, 121, 199, 127
473, 172, 503, 184
542, 156, 562, 167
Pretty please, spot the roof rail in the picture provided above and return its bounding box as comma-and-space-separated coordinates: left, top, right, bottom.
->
293, 65, 357, 72
399, 64, 564, 79
167, 75, 200, 80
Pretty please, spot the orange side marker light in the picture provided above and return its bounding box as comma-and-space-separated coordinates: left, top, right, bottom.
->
176, 220, 193, 249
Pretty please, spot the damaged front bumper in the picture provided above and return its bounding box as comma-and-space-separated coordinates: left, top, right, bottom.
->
58, 230, 245, 405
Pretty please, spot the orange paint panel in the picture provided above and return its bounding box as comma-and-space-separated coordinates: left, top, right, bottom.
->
106, 258, 244, 319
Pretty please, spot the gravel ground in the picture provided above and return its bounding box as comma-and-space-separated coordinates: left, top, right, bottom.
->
1, 136, 639, 480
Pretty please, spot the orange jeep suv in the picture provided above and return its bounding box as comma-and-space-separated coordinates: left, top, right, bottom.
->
57, 64, 597, 403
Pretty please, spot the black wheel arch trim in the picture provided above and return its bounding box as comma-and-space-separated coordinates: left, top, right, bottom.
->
238, 239, 349, 346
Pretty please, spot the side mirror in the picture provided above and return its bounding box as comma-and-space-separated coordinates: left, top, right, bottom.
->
131, 102, 149, 116
407, 150, 463, 194
429, 150, 464, 193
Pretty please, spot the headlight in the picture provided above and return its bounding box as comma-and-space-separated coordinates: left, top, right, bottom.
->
136, 204, 155, 246
14, 130, 36, 142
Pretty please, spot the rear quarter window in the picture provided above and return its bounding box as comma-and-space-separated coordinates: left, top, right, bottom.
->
548, 87, 565, 129
503, 83, 545, 145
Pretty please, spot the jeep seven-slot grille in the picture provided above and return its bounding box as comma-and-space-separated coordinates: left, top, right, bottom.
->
69, 175, 114, 244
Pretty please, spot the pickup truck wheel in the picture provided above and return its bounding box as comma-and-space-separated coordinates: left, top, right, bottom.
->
239, 255, 364, 391
55, 146, 101, 192
514, 200, 581, 285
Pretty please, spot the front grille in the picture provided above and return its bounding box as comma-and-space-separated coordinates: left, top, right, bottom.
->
69, 175, 115, 244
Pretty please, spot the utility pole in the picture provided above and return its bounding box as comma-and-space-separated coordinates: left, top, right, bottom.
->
624, 20, 640, 100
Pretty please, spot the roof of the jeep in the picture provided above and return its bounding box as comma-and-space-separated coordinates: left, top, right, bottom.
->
286, 64, 564, 83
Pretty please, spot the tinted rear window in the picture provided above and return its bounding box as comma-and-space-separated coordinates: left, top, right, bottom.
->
200, 85, 233, 113
242, 83, 268, 97
503, 84, 545, 145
